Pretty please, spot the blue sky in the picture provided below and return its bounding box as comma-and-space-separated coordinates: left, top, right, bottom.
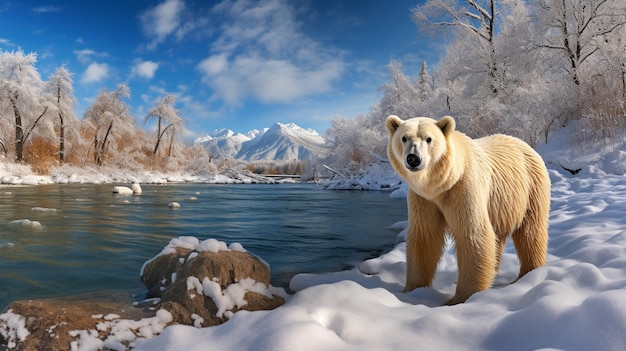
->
0, 0, 436, 139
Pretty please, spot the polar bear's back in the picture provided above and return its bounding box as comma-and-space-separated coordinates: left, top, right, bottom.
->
474, 134, 550, 236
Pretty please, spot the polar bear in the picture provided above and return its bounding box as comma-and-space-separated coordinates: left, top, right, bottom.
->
385, 115, 550, 305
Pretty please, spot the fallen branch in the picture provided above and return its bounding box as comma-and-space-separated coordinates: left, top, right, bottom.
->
322, 164, 344, 177
560, 163, 581, 175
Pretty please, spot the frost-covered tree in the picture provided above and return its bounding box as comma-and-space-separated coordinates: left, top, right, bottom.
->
380, 60, 421, 117
0, 49, 52, 162
412, 0, 501, 95
144, 94, 183, 156
536, 0, 626, 86
596, 21, 626, 111
417, 61, 434, 102
45, 66, 77, 164
323, 113, 387, 173
322, 0, 625, 178
83, 83, 133, 166
411, 1, 556, 141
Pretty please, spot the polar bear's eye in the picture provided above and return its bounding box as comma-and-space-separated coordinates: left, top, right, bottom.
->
426, 137, 432, 143
402, 136, 407, 143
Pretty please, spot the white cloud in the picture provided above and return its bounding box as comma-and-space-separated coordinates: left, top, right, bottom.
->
201, 54, 342, 105
198, 0, 344, 105
197, 54, 229, 75
0, 38, 13, 46
74, 49, 108, 64
132, 60, 159, 79
32, 5, 61, 13
140, 0, 185, 50
81, 62, 109, 83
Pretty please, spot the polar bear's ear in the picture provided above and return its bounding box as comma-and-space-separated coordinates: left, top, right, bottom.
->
385, 115, 403, 135
437, 116, 456, 136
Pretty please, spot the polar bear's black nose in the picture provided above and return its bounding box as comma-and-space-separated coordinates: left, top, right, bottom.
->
406, 154, 422, 169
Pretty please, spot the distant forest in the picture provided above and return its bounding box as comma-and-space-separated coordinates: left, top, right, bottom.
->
1, 0, 625, 179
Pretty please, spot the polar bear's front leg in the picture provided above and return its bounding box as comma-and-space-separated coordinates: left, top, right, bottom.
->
446, 217, 497, 305
404, 191, 446, 292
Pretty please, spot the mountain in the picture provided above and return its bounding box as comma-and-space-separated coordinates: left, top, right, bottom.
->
195, 129, 252, 159
195, 123, 328, 162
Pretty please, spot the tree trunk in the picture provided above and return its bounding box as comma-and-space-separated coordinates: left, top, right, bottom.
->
167, 133, 174, 157
488, 0, 497, 95
154, 116, 162, 155
57, 84, 65, 164
59, 113, 65, 164
622, 68, 626, 113
97, 122, 114, 166
94, 134, 99, 164
0, 139, 6, 156
153, 136, 162, 155
11, 96, 24, 163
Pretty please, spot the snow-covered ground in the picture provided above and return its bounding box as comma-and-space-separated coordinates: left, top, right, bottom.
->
131, 167, 626, 351
133, 132, 626, 351
2, 127, 626, 350
0, 163, 274, 185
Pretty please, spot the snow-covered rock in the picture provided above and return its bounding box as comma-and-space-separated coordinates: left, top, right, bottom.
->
112, 183, 142, 196
141, 238, 285, 327
8, 219, 43, 230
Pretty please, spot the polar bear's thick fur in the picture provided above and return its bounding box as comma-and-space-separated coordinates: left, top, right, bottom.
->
386, 115, 550, 305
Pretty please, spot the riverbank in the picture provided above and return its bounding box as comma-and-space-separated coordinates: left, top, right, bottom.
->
0, 162, 279, 185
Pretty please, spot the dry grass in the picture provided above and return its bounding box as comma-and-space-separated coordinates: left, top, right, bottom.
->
23, 136, 58, 174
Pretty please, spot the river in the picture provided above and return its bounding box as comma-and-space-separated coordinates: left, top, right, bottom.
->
0, 183, 407, 309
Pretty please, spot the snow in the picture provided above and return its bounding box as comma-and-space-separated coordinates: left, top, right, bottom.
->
112, 185, 137, 196
1, 130, 626, 351
8, 219, 43, 230
139, 237, 248, 278
186, 277, 274, 318
68, 310, 173, 351
322, 161, 402, 191
31, 207, 60, 213
132, 136, 626, 351
536, 120, 626, 176
0, 164, 281, 186
0, 309, 30, 349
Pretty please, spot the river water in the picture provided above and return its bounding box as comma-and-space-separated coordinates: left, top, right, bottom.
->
0, 183, 406, 309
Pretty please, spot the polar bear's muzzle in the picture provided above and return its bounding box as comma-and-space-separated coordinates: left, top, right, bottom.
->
405, 153, 423, 171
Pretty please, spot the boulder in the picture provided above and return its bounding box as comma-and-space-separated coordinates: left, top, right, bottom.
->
0, 291, 157, 351
140, 244, 285, 327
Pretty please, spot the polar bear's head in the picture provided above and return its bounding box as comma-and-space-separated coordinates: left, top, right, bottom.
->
385, 115, 455, 172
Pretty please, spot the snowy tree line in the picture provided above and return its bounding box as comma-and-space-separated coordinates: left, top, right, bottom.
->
318, 0, 626, 177
0, 49, 217, 175
1, 0, 624, 181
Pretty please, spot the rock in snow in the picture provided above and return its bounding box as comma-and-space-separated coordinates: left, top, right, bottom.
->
141, 237, 285, 327
0, 295, 159, 351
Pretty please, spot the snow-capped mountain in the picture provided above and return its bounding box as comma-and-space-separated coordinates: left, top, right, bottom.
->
195, 129, 253, 159
195, 123, 328, 162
